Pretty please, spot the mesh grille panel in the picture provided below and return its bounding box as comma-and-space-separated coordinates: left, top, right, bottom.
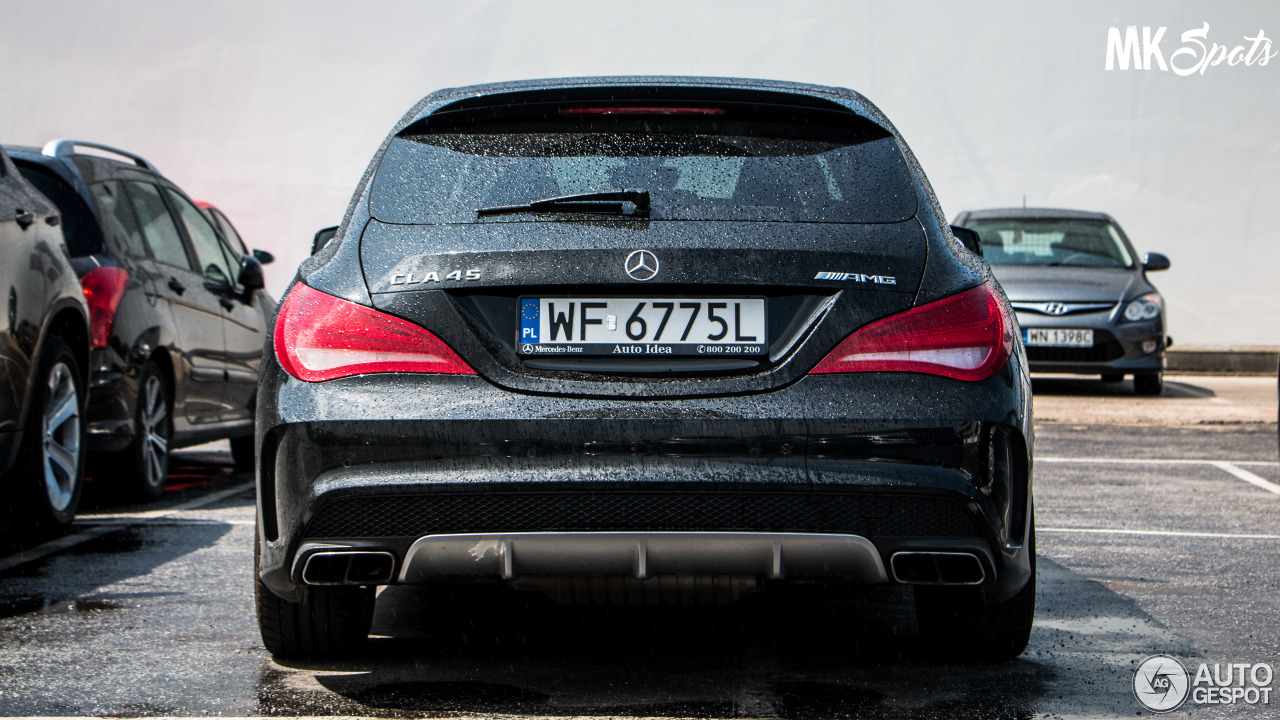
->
304, 490, 981, 539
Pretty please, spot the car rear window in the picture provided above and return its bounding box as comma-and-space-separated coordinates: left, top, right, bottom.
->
370, 113, 918, 224
89, 181, 148, 259
967, 218, 1134, 268
16, 164, 105, 257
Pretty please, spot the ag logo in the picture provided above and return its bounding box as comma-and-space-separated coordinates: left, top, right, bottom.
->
1134, 655, 1190, 712
624, 249, 660, 281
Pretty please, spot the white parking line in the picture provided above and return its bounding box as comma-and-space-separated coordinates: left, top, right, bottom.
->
1038, 457, 1278, 466
1038, 456, 1280, 496
89, 518, 257, 526
1040, 527, 1280, 540
0, 480, 254, 574
1210, 461, 1280, 496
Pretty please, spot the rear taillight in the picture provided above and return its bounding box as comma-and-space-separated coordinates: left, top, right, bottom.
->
274, 282, 475, 382
809, 283, 1014, 381
80, 267, 129, 349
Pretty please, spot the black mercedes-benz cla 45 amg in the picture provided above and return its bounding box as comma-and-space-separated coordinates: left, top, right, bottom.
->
255, 77, 1035, 661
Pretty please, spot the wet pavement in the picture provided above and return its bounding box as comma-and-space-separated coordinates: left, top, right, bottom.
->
1031, 373, 1277, 426
0, 385, 1277, 718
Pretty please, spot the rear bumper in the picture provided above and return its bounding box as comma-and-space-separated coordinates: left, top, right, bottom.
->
84, 362, 136, 452
1029, 354, 1165, 375
286, 478, 1004, 582
255, 363, 1033, 605
296, 531, 1002, 588
399, 532, 887, 582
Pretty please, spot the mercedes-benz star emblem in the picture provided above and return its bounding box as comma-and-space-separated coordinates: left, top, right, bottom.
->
625, 249, 660, 281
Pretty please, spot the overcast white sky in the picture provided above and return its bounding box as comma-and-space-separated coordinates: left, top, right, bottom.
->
4, 0, 1277, 346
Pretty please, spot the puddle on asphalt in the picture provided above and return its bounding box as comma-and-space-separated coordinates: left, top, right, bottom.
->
319, 679, 551, 714
252, 584, 1058, 719
258, 663, 742, 719
249, 558, 1211, 719
0, 596, 124, 619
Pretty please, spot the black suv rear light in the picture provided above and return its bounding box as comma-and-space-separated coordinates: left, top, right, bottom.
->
80, 267, 129, 349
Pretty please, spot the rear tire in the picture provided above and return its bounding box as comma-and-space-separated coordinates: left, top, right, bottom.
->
99, 362, 173, 501
255, 536, 375, 659
1134, 371, 1164, 395
1100, 373, 1124, 383
13, 336, 85, 537
915, 530, 1036, 661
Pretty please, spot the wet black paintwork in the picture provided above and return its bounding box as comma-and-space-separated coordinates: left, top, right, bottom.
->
257, 78, 1032, 615
0, 146, 89, 478
2, 147, 273, 453
361, 219, 925, 389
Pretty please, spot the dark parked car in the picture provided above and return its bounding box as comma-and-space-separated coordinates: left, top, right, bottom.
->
197, 201, 276, 269
0, 146, 91, 534
953, 208, 1171, 394
4, 140, 275, 500
255, 77, 1035, 661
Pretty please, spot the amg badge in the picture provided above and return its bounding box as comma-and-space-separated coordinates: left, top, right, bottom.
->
814, 271, 897, 284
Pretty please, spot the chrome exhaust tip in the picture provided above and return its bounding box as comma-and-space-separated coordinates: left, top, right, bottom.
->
301, 550, 396, 586
890, 551, 986, 585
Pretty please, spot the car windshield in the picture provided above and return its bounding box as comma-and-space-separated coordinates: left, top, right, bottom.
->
369, 117, 918, 224
966, 218, 1134, 268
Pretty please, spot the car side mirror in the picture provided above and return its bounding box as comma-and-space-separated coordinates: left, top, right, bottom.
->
950, 225, 984, 258
1143, 252, 1171, 272
312, 226, 339, 255
252, 249, 275, 265
238, 254, 265, 291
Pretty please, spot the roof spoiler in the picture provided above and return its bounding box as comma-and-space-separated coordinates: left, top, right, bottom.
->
42, 139, 159, 173
409, 85, 874, 132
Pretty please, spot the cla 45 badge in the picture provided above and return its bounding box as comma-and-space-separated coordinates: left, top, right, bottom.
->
390, 268, 482, 286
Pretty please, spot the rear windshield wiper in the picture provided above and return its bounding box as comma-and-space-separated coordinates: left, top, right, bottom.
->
477, 189, 650, 217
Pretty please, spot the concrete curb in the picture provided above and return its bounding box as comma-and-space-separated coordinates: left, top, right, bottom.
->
1166, 347, 1279, 375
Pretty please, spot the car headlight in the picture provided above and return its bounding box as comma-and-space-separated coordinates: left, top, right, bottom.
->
1123, 293, 1162, 321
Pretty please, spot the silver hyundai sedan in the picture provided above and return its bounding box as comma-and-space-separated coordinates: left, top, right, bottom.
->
953, 208, 1171, 394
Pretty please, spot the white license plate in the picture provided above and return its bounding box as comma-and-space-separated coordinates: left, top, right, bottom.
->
1024, 328, 1094, 347
518, 297, 766, 356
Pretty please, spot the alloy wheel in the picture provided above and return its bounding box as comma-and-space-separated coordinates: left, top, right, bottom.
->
41, 362, 81, 512
140, 375, 170, 490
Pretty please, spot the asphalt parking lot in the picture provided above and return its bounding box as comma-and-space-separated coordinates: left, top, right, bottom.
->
0, 374, 1275, 719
